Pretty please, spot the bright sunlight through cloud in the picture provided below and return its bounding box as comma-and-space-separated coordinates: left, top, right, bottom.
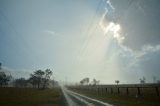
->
99, 21, 124, 43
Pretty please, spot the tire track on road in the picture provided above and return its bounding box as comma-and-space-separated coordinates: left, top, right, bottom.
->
62, 87, 113, 106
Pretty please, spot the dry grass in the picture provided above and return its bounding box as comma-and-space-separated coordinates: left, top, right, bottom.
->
71, 88, 160, 106
0, 87, 62, 106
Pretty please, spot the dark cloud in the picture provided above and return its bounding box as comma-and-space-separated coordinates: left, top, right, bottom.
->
108, 0, 160, 50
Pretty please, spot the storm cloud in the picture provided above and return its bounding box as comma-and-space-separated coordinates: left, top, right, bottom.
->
99, 0, 160, 83
109, 0, 160, 50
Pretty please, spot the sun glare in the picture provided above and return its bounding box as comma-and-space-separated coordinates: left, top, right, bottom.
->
99, 21, 124, 43
104, 22, 121, 35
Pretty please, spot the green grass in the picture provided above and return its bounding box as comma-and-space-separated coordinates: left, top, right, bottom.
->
0, 87, 62, 106
71, 89, 160, 106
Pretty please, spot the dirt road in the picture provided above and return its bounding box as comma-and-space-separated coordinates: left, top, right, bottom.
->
60, 87, 113, 106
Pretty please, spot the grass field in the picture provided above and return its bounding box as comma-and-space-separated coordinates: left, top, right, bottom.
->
0, 87, 62, 106
71, 88, 160, 106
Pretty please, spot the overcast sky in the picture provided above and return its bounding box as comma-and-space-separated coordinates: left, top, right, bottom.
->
0, 0, 160, 84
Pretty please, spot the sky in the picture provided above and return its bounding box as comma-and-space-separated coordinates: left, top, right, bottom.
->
0, 0, 160, 84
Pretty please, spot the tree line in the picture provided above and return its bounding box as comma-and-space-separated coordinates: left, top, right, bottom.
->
0, 63, 56, 89
80, 77, 100, 86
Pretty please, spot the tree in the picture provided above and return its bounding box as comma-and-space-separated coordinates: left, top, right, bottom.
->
80, 77, 90, 85
140, 77, 146, 84
0, 63, 11, 87
85, 78, 89, 85
42, 69, 52, 89
28, 69, 53, 89
92, 78, 100, 85
80, 80, 84, 85
14, 78, 27, 88
29, 70, 44, 88
28, 74, 38, 88
115, 80, 120, 85
0, 72, 11, 87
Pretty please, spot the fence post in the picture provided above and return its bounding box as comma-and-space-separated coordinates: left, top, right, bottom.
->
111, 88, 113, 94
106, 88, 107, 93
156, 87, 159, 96
126, 87, 129, 95
101, 88, 103, 95
98, 88, 99, 94
118, 87, 120, 94
137, 87, 141, 96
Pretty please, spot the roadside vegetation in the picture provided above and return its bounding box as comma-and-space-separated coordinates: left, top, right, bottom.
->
0, 62, 59, 89
69, 77, 160, 106
0, 63, 62, 106
0, 87, 62, 106
71, 88, 160, 106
